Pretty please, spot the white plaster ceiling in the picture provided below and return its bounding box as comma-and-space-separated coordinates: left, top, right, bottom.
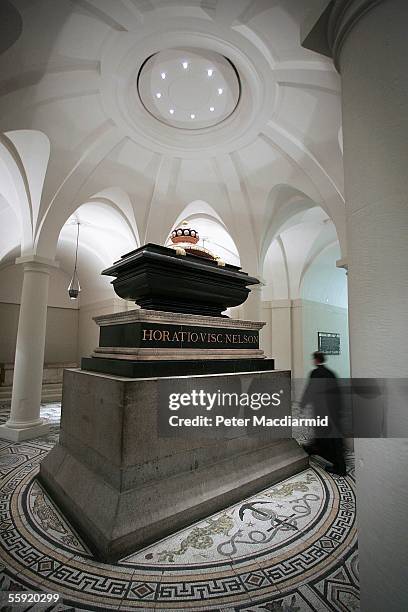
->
0, 0, 345, 301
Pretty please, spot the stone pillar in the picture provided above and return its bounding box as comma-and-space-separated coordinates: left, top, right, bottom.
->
269, 299, 293, 371
0, 256, 57, 442
242, 283, 264, 351
242, 283, 262, 321
260, 301, 272, 357
303, 2, 408, 610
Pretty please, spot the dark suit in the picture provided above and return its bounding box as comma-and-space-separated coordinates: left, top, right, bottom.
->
301, 364, 346, 474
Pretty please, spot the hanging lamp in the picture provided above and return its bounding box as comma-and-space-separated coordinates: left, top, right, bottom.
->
68, 222, 81, 300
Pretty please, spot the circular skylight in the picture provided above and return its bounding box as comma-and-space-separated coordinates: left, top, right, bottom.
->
137, 48, 241, 130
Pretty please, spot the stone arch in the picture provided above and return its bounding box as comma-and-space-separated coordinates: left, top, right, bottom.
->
37, 186, 139, 262
167, 200, 241, 266
0, 130, 50, 255
260, 184, 317, 271
55, 198, 138, 304
262, 197, 343, 302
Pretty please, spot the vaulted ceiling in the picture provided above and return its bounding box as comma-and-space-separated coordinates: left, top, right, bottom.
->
0, 0, 345, 284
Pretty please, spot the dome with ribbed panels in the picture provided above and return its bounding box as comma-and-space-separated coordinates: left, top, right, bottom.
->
0, 0, 345, 302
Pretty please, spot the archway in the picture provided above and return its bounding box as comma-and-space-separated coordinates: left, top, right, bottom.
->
261, 203, 348, 377
167, 201, 242, 317
56, 200, 138, 361
167, 201, 240, 267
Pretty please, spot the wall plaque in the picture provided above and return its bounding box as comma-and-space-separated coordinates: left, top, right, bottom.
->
318, 331, 340, 355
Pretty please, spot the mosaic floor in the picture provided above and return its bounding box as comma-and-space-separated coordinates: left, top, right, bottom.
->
0, 403, 358, 611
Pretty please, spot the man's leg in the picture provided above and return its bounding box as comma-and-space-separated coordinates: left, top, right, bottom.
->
326, 438, 347, 475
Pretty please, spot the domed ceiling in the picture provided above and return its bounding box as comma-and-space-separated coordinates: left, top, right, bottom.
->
138, 48, 240, 130
0, 0, 345, 280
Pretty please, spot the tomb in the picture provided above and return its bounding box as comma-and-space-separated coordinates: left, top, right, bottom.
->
40, 228, 307, 561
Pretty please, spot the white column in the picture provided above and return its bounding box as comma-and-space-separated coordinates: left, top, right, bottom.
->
269, 299, 293, 371
303, 2, 408, 610
260, 301, 272, 357
242, 283, 262, 321
0, 256, 57, 441
242, 284, 264, 352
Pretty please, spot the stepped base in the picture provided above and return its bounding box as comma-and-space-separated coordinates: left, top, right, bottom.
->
0, 362, 75, 403
40, 368, 308, 562
0, 383, 62, 403
82, 356, 275, 377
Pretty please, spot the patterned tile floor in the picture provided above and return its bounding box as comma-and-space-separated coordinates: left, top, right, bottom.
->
0, 403, 358, 611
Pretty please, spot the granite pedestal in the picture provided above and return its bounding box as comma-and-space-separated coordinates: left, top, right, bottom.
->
82, 307, 274, 377
40, 368, 308, 562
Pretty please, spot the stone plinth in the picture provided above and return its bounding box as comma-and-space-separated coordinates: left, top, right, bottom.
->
40, 368, 307, 562
93, 308, 265, 359
82, 308, 275, 377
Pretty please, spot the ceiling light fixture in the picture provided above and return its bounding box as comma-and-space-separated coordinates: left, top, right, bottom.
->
68, 222, 81, 300
137, 50, 241, 130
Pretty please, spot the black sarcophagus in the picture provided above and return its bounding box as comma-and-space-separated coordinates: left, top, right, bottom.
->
102, 243, 258, 318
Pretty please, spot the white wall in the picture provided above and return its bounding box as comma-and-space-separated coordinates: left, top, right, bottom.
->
0, 302, 78, 364
261, 298, 350, 379
302, 243, 348, 309
301, 299, 350, 377
0, 261, 132, 366
0, 263, 79, 364
0, 263, 79, 308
